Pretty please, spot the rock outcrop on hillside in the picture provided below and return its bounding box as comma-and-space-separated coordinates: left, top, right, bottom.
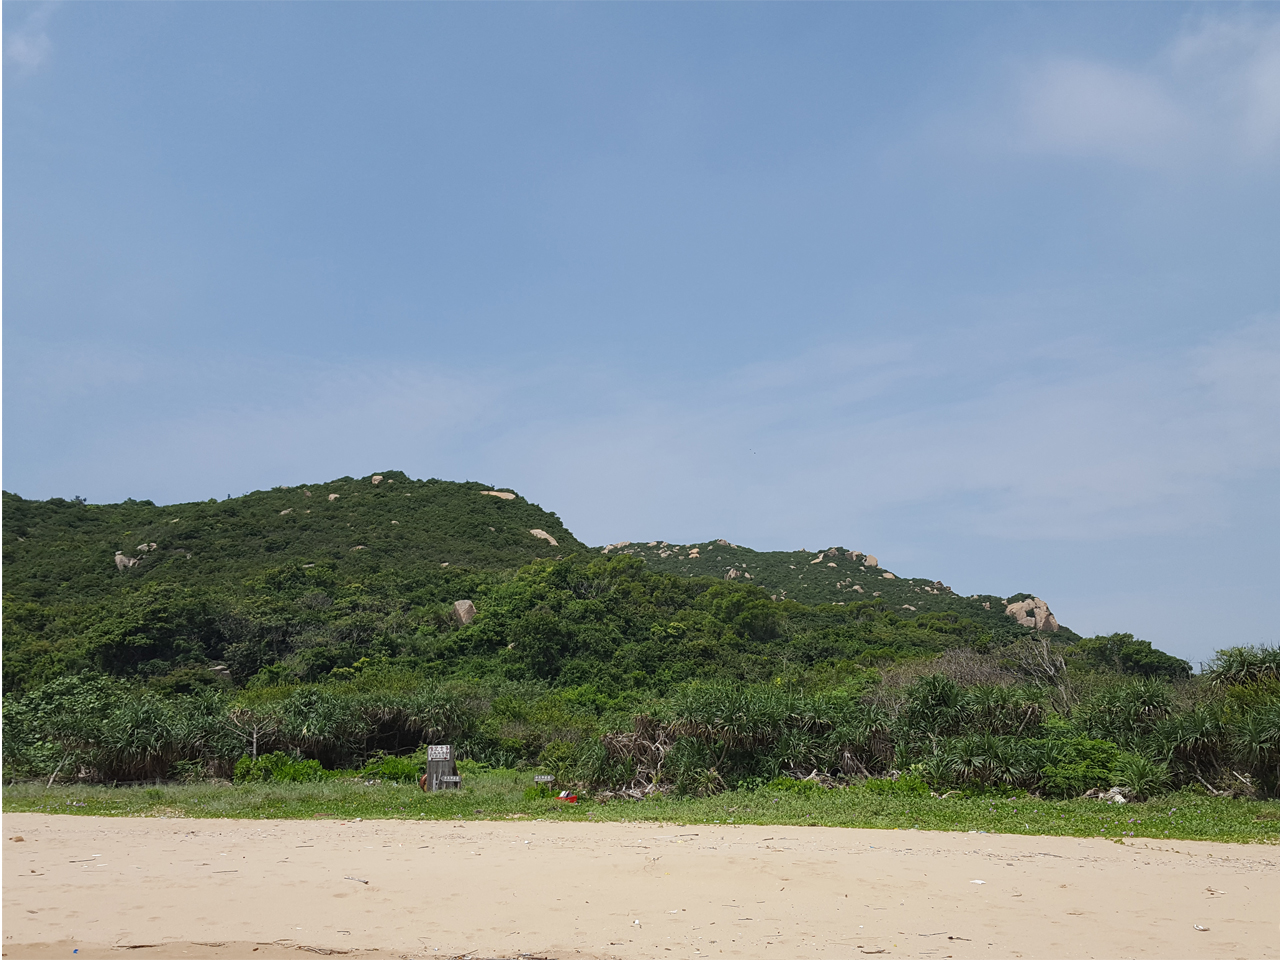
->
589, 538, 1073, 637
1005, 597, 1059, 632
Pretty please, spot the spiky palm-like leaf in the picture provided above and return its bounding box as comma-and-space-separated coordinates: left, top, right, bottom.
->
1207, 646, 1280, 687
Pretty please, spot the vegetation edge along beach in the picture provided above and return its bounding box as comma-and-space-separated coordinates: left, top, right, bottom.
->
4, 472, 1278, 844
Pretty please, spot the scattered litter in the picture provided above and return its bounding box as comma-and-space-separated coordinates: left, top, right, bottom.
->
970, 880, 986, 884
948, 935, 971, 941
10, 836, 24, 842
345, 876, 369, 884
1194, 925, 1209, 932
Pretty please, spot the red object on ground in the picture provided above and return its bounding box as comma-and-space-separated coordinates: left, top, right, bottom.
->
556, 791, 578, 803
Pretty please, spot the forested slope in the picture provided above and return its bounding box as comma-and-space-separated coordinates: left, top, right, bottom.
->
5, 470, 582, 598
599, 539, 1051, 642
8, 472, 1271, 804
2, 472, 1189, 696
2, 472, 583, 691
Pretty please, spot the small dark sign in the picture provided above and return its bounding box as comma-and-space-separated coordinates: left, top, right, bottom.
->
439, 775, 462, 783
533, 775, 555, 783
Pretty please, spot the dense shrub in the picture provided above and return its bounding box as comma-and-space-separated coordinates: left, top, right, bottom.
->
7, 480, 1270, 801
1110, 753, 1172, 801
5, 650, 1278, 801
1207, 646, 1280, 687
358, 752, 422, 784
1038, 737, 1121, 798
233, 751, 332, 783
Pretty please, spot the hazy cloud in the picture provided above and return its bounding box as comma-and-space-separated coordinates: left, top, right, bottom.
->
527, 318, 1280, 546
1019, 60, 1187, 165
1016, 15, 1280, 167
5, 3, 55, 73
9, 318, 1277, 547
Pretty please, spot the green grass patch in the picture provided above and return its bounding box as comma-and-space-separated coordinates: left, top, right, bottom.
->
5, 771, 1279, 844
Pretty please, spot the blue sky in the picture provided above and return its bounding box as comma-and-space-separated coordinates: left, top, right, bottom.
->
5, 3, 1278, 663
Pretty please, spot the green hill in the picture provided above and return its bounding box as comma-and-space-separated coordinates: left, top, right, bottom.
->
4, 470, 583, 602
3, 471, 1186, 699
1, 472, 584, 691
5, 471, 1224, 797
596, 539, 1062, 643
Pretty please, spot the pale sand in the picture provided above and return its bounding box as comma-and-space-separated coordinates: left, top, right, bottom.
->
4, 814, 1278, 959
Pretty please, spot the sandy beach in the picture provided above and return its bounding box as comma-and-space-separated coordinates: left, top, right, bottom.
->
4, 813, 1278, 959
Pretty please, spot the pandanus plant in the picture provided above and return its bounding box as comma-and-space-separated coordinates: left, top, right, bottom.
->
1110, 753, 1172, 801
667, 683, 806, 753
273, 688, 363, 767
826, 704, 893, 778
1207, 646, 1280, 688
961, 685, 1045, 736
49, 693, 199, 782
1076, 679, 1173, 750
1149, 703, 1227, 786
898, 674, 964, 740
1229, 705, 1280, 797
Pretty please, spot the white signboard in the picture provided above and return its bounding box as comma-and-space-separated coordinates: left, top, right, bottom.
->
427, 745, 451, 761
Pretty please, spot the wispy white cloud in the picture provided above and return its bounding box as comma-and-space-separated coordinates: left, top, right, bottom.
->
7, 318, 1279, 550
1170, 17, 1280, 158
1014, 15, 1280, 167
439, 318, 1280, 547
1018, 60, 1187, 165
2, 345, 499, 501
5, 3, 56, 73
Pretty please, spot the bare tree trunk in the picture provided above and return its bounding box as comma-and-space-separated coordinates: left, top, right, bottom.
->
46, 753, 70, 789
1007, 637, 1073, 712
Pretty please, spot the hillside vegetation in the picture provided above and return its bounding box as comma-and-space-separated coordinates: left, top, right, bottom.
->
602, 539, 1051, 641
3, 471, 582, 691
5, 471, 1275, 807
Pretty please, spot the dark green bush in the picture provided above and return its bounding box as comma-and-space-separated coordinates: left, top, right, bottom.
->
768, 776, 824, 795
1038, 737, 1122, 798
860, 774, 931, 797
1110, 752, 1171, 801
233, 751, 332, 784
357, 753, 421, 783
